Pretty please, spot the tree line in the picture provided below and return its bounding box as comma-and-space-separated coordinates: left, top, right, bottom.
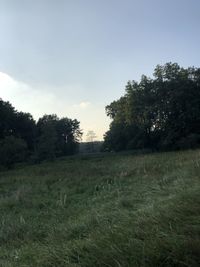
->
103, 63, 200, 151
0, 99, 82, 168
1, 62, 200, 167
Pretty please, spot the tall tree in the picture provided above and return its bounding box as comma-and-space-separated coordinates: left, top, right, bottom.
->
104, 63, 200, 151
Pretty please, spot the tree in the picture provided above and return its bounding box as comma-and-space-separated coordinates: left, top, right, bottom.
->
0, 136, 28, 168
0, 98, 16, 139
36, 120, 57, 161
104, 63, 200, 151
36, 114, 82, 160
86, 130, 97, 153
14, 112, 36, 150
0, 99, 36, 149
56, 118, 82, 155
86, 130, 97, 142
0, 98, 82, 164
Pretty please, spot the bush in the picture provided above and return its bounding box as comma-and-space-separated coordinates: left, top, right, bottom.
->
0, 136, 28, 168
176, 133, 200, 150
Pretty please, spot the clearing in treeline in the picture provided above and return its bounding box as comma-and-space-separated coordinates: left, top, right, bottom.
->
0, 150, 199, 267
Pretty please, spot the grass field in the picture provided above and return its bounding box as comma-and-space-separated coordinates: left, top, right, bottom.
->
0, 150, 200, 267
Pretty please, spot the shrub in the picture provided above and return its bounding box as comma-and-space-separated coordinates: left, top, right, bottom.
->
0, 136, 28, 168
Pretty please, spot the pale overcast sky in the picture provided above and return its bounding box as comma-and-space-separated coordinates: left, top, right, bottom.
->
0, 0, 200, 140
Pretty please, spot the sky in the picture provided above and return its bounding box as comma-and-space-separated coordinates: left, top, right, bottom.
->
0, 0, 200, 140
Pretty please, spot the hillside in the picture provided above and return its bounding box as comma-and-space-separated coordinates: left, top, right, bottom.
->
0, 150, 200, 267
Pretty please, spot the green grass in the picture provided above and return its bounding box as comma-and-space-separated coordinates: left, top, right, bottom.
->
0, 150, 200, 267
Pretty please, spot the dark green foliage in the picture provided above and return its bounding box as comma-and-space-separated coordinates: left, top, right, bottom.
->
36, 120, 57, 161
36, 115, 82, 161
0, 99, 82, 165
0, 150, 199, 266
14, 112, 36, 150
0, 99, 36, 149
104, 63, 200, 151
0, 99, 15, 138
55, 117, 82, 155
0, 136, 27, 168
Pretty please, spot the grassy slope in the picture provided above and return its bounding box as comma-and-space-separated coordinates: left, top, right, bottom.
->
0, 150, 200, 267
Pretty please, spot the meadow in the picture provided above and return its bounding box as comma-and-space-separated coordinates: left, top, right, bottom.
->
0, 150, 199, 267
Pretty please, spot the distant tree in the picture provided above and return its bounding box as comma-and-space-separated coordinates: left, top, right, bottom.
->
86, 130, 97, 142
36, 114, 82, 161
56, 117, 82, 155
86, 130, 97, 153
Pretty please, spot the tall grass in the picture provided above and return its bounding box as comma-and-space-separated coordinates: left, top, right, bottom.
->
0, 150, 199, 266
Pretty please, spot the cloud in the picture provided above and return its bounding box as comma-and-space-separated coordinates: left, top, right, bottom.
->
79, 101, 91, 108
73, 101, 91, 109
0, 71, 58, 119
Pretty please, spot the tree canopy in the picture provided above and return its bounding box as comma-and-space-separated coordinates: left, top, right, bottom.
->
0, 98, 82, 167
104, 63, 200, 151
36, 114, 82, 160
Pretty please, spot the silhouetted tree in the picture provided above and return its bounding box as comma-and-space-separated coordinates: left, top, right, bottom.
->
36, 114, 82, 160
0, 99, 82, 166
0, 99, 36, 149
14, 112, 36, 150
0, 98, 16, 138
0, 136, 28, 168
104, 63, 200, 151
